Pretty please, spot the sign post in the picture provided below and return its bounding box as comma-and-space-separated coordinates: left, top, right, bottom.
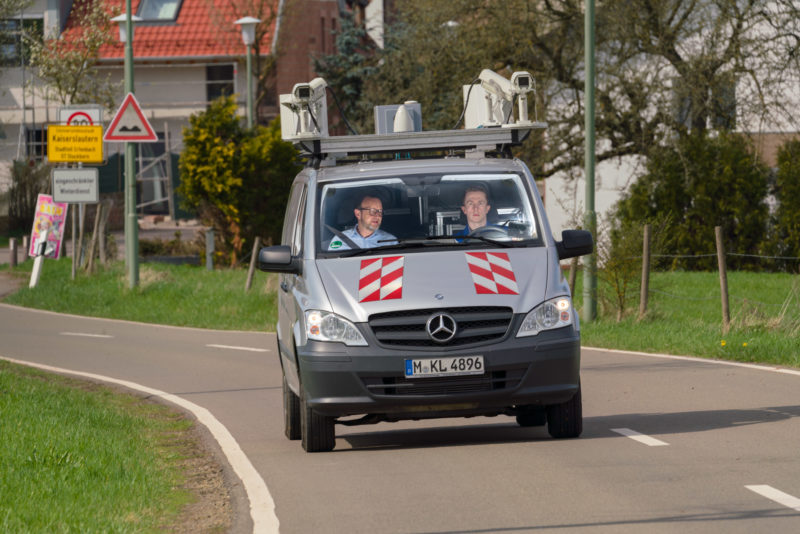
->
104, 91, 158, 288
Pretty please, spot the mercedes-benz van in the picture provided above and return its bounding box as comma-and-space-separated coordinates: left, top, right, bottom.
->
258, 74, 593, 452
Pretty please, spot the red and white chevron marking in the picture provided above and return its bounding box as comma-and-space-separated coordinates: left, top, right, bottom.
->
358, 256, 404, 302
465, 252, 519, 295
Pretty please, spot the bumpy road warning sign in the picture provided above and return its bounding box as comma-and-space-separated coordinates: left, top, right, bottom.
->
103, 93, 158, 142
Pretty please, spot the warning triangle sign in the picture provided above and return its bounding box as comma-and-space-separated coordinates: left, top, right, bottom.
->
103, 93, 158, 142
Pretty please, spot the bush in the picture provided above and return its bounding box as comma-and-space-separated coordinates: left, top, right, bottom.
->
615, 132, 769, 270
7, 160, 51, 233
178, 96, 301, 266
772, 139, 800, 268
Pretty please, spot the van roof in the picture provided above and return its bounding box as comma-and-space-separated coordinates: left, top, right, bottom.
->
314, 156, 528, 183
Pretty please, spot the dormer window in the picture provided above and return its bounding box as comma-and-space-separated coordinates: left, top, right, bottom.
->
137, 0, 183, 21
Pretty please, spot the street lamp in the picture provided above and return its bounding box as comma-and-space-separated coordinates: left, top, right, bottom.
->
112, 8, 141, 288
235, 16, 260, 129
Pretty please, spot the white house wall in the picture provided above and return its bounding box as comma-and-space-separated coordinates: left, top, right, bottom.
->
544, 155, 645, 240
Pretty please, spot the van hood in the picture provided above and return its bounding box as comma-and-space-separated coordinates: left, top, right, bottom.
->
315, 248, 550, 323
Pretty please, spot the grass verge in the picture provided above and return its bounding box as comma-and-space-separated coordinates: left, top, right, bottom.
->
575, 270, 800, 368
3, 258, 277, 330
0, 360, 195, 532
2, 259, 798, 368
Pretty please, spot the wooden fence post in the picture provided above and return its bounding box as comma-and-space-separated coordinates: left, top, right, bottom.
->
568, 257, 578, 296
205, 229, 214, 271
639, 224, 651, 319
715, 226, 730, 331
9, 238, 18, 268
245, 236, 261, 292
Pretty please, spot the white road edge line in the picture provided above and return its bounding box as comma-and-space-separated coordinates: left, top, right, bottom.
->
611, 427, 669, 447
0, 355, 279, 534
585, 346, 800, 377
60, 332, 114, 339
746, 485, 800, 511
207, 344, 270, 353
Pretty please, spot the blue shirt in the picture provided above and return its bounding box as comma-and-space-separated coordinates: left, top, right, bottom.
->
327, 227, 398, 251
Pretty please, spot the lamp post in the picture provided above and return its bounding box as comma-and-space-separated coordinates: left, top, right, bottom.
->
235, 17, 260, 129
112, 9, 141, 288
583, 0, 597, 322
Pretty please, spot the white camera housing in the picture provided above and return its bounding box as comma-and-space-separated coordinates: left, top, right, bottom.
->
280, 77, 329, 140
473, 69, 535, 127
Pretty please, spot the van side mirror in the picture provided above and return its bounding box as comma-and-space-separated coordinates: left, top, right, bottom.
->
556, 230, 593, 260
257, 245, 302, 274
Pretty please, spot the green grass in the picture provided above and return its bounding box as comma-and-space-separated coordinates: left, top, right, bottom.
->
3, 259, 798, 368
4, 257, 277, 330
575, 270, 800, 368
0, 361, 192, 533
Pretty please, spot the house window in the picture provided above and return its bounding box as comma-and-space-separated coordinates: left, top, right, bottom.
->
137, 0, 183, 21
0, 18, 43, 67
25, 125, 46, 161
206, 64, 235, 103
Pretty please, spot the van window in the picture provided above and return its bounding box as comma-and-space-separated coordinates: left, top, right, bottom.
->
317, 173, 541, 254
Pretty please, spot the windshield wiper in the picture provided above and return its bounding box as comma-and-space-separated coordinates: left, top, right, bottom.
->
338, 240, 428, 257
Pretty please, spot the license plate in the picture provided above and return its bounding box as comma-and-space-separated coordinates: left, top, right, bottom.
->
404, 355, 484, 378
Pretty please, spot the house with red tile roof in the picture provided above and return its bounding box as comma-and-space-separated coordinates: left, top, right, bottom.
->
1, 0, 390, 221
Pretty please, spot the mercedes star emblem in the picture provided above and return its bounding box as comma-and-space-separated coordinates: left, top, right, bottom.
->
426, 313, 457, 343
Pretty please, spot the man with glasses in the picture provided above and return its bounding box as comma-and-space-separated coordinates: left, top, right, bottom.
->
328, 195, 398, 250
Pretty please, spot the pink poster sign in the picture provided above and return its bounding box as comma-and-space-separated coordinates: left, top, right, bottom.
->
28, 194, 69, 259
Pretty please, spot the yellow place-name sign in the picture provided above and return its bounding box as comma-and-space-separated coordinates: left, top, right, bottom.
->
47, 125, 104, 164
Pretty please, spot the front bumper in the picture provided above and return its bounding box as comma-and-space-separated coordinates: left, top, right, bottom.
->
296, 324, 581, 418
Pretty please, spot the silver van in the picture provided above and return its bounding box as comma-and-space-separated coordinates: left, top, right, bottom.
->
259, 74, 593, 452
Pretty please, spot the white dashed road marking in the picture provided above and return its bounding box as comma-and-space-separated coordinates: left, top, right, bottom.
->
611, 427, 670, 446
206, 344, 270, 353
60, 332, 114, 338
746, 485, 800, 511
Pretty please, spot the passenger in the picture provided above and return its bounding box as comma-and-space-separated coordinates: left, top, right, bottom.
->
328, 195, 398, 250
454, 185, 494, 238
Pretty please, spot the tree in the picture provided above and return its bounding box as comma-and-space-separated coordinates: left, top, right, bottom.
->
313, 11, 379, 134
772, 139, 800, 266
26, 0, 119, 110
336, 0, 800, 177
178, 96, 301, 265
615, 132, 769, 270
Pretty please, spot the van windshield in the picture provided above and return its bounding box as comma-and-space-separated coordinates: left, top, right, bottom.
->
317, 173, 542, 254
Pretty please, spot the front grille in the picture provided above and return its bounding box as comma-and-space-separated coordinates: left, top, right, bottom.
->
362, 367, 525, 396
368, 306, 513, 348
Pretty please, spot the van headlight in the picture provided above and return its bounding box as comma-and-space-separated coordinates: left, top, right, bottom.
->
305, 310, 368, 346
517, 297, 573, 337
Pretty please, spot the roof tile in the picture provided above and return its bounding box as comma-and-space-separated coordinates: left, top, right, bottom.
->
61, 0, 276, 60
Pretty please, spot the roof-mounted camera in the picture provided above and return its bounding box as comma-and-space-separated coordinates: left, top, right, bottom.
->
280, 77, 329, 140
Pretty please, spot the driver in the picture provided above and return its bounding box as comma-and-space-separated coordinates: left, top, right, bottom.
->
328, 195, 398, 250
454, 185, 494, 239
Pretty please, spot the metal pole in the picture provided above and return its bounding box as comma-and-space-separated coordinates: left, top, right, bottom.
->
124, 0, 138, 288
582, 0, 597, 322
246, 42, 254, 128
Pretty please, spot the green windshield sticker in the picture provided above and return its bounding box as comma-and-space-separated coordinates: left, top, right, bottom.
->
330, 239, 343, 249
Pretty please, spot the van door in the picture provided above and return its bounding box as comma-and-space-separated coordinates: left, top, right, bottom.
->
278, 182, 307, 385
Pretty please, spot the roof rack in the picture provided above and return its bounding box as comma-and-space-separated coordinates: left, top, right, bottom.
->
294, 123, 546, 161
279, 70, 546, 163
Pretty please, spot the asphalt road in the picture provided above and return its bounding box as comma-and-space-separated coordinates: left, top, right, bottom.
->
1, 303, 799, 533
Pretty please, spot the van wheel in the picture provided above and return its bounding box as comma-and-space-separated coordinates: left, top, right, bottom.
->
546, 384, 582, 438
515, 406, 547, 427
300, 392, 335, 452
283, 375, 301, 440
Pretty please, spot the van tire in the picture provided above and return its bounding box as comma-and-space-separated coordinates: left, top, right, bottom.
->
283, 375, 301, 440
300, 392, 336, 452
546, 384, 582, 438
